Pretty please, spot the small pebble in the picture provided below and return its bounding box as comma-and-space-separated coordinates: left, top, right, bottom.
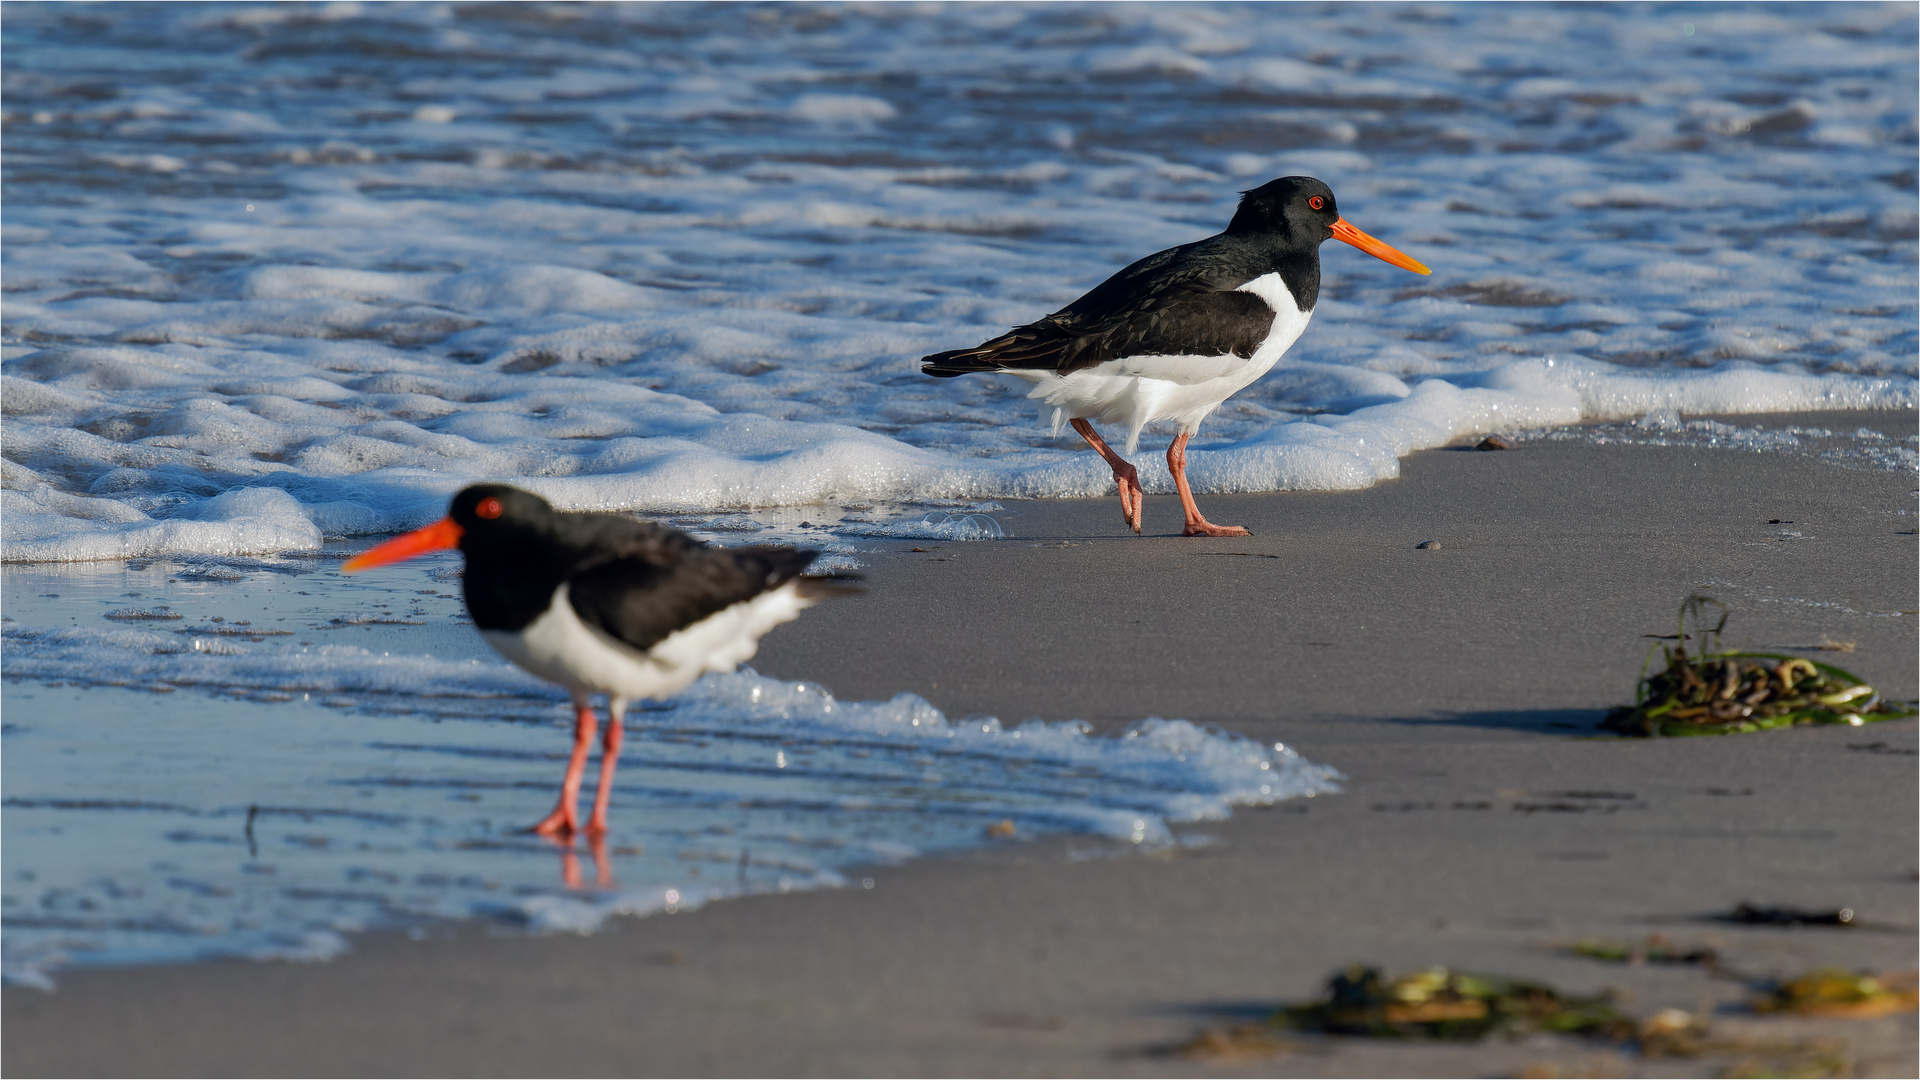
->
1416, 540, 1442, 550
1475, 433, 1515, 451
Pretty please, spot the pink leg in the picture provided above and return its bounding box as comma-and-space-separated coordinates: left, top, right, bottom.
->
1071, 418, 1143, 533
585, 704, 625, 838
531, 702, 597, 840
1169, 432, 1251, 537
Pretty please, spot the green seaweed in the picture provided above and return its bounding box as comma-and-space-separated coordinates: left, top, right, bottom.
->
1751, 969, 1918, 1019
1269, 965, 1634, 1042
1602, 596, 1916, 737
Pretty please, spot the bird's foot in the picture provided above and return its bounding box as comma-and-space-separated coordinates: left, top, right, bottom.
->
1114, 470, 1143, 533
529, 808, 578, 841
1183, 520, 1252, 537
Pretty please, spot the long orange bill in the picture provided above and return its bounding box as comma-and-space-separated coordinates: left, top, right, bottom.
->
1330, 218, 1431, 276
341, 517, 463, 573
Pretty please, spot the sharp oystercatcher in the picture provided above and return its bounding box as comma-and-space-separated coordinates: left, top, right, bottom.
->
923, 176, 1430, 536
342, 484, 853, 841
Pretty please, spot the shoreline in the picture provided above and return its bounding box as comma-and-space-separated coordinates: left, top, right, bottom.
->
5, 426, 1917, 1077
2, 405, 1912, 569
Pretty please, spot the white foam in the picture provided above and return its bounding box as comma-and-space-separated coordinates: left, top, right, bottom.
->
1, 620, 1339, 983
0, 3, 1912, 562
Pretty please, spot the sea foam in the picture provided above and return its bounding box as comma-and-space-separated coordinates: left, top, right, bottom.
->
3, 2, 1914, 561
2, 619, 1338, 985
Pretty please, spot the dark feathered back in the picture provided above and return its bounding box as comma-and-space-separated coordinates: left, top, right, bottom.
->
449, 483, 847, 648
921, 176, 1337, 379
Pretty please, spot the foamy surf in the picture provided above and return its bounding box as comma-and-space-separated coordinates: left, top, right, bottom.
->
3, 3, 1913, 563
1, 585, 1339, 988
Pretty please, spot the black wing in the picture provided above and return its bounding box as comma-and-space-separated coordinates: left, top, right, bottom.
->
922, 238, 1280, 377
566, 544, 820, 653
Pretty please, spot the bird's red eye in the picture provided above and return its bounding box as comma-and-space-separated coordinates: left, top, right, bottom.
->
1308, 195, 1325, 211
476, 497, 503, 520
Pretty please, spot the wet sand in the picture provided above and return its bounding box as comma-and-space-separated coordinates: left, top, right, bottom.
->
6, 415, 1917, 1077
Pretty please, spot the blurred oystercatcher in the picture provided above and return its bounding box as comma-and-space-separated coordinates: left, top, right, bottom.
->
343, 484, 853, 840
923, 176, 1430, 536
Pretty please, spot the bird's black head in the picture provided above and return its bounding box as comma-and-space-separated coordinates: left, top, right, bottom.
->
443, 480, 549, 534
1225, 176, 1339, 244
447, 484, 564, 557
341, 482, 555, 576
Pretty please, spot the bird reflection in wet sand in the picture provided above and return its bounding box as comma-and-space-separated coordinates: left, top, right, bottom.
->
344, 484, 857, 846
559, 833, 612, 890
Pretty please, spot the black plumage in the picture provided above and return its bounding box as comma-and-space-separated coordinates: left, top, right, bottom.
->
446, 484, 830, 651
914, 175, 1429, 538
922, 177, 1331, 378
344, 482, 856, 841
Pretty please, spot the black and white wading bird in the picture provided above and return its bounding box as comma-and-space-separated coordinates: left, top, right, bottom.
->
923, 176, 1431, 536
343, 484, 853, 840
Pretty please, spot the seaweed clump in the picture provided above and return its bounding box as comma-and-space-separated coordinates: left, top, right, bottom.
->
1752, 970, 1918, 1019
1602, 596, 1916, 737
1273, 965, 1633, 1042
1159, 965, 1634, 1061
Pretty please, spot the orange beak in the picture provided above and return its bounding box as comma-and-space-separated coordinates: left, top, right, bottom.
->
1330, 218, 1431, 275
341, 517, 463, 573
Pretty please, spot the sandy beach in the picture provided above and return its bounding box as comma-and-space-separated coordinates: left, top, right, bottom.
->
4, 3, 1915, 1074
5, 418, 1917, 1078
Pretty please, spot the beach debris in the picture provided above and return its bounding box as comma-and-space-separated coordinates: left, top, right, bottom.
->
1720, 902, 1854, 928
1416, 539, 1442, 549
103, 607, 180, 621
1751, 969, 1918, 1019
1634, 1007, 1717, 1058
1272, 966, 1633, 1041
1475, 433, 1516, 450
1232, 965, 1635, 1050
1160, 965, 1651, 1062
1164, 967, 1876, 1074
1602, 596, 1916, 736
1802, 635, 1856, 653
1847, 741, 1917, 756
1565, 934, 1718, 968
985, 819, 1017, 838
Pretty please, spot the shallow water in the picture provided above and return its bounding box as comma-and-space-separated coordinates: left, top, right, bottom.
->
0, 553, 1339, 987
1, 0, 1914, 989
4, 2, 1915, 561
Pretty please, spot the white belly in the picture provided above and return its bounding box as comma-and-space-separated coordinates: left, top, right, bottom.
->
1013, 272, 1312, 454
482, 579, 813, 707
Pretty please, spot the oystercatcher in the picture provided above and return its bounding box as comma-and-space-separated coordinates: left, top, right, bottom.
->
343, 484, 852, 840
922, 176, 1430, 536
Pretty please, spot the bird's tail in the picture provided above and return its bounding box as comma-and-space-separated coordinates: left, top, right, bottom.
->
921, 347, 1004, 378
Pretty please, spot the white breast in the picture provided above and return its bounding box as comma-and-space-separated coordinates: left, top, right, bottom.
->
1011, 272, 1313, 454
482, 579, 813, 706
